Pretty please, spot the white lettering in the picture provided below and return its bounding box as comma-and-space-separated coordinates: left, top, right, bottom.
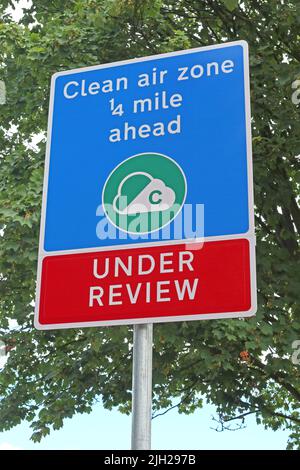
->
89, 286, 104, 307
160, 252, 174, 273
115, 257, 132, 277
179, 251, 194, 272
221, 59, 234, 73
109, 285, 122, 305
178, 66, 189, 80
139, 255, 155, 275
88, 81, 100, 95
191, 64, 204, 78
126, 283, 142, 304
175, 278, 199, 300
93, 258, 109, 279
207, 62, 219, 76
63, 81, 79, 99
157, 281, 171, 302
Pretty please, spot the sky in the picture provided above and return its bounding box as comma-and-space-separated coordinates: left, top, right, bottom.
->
0, 344, 291, 450
0, 400, 291, 450
0, 0, 293, 451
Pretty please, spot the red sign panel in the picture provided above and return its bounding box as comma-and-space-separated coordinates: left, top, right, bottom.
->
35, 238, 255, 329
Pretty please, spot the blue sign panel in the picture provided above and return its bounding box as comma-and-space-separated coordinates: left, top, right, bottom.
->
43, 41, 253, 252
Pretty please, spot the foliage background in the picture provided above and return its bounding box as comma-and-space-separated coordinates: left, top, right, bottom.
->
0, 0, 299, 449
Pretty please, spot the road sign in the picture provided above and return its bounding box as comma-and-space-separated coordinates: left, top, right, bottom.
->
35, 40, 256, 329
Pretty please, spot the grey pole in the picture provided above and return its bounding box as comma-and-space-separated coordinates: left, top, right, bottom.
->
131, 323, 153, 450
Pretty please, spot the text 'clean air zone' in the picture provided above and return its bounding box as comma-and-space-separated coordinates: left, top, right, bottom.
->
62, 59, 235, 142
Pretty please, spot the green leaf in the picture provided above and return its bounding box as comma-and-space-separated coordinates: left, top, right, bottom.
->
222, 0, 239, 12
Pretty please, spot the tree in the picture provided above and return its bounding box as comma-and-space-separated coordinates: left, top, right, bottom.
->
0, 0, 299, 448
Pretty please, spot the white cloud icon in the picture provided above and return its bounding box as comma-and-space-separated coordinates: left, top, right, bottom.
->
113, 171, 176, 215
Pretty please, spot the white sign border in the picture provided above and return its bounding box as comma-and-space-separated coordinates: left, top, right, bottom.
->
35, 40, 256, 330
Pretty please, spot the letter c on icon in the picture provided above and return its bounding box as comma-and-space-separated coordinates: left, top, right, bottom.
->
149, 190, 162, 204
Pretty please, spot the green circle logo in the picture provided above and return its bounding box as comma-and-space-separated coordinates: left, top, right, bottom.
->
102, 153, 187, 234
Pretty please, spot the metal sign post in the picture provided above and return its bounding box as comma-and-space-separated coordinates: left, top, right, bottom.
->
131, 323, 153, 450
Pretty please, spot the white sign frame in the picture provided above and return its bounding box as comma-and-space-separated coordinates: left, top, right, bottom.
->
35, 40, 256, 330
